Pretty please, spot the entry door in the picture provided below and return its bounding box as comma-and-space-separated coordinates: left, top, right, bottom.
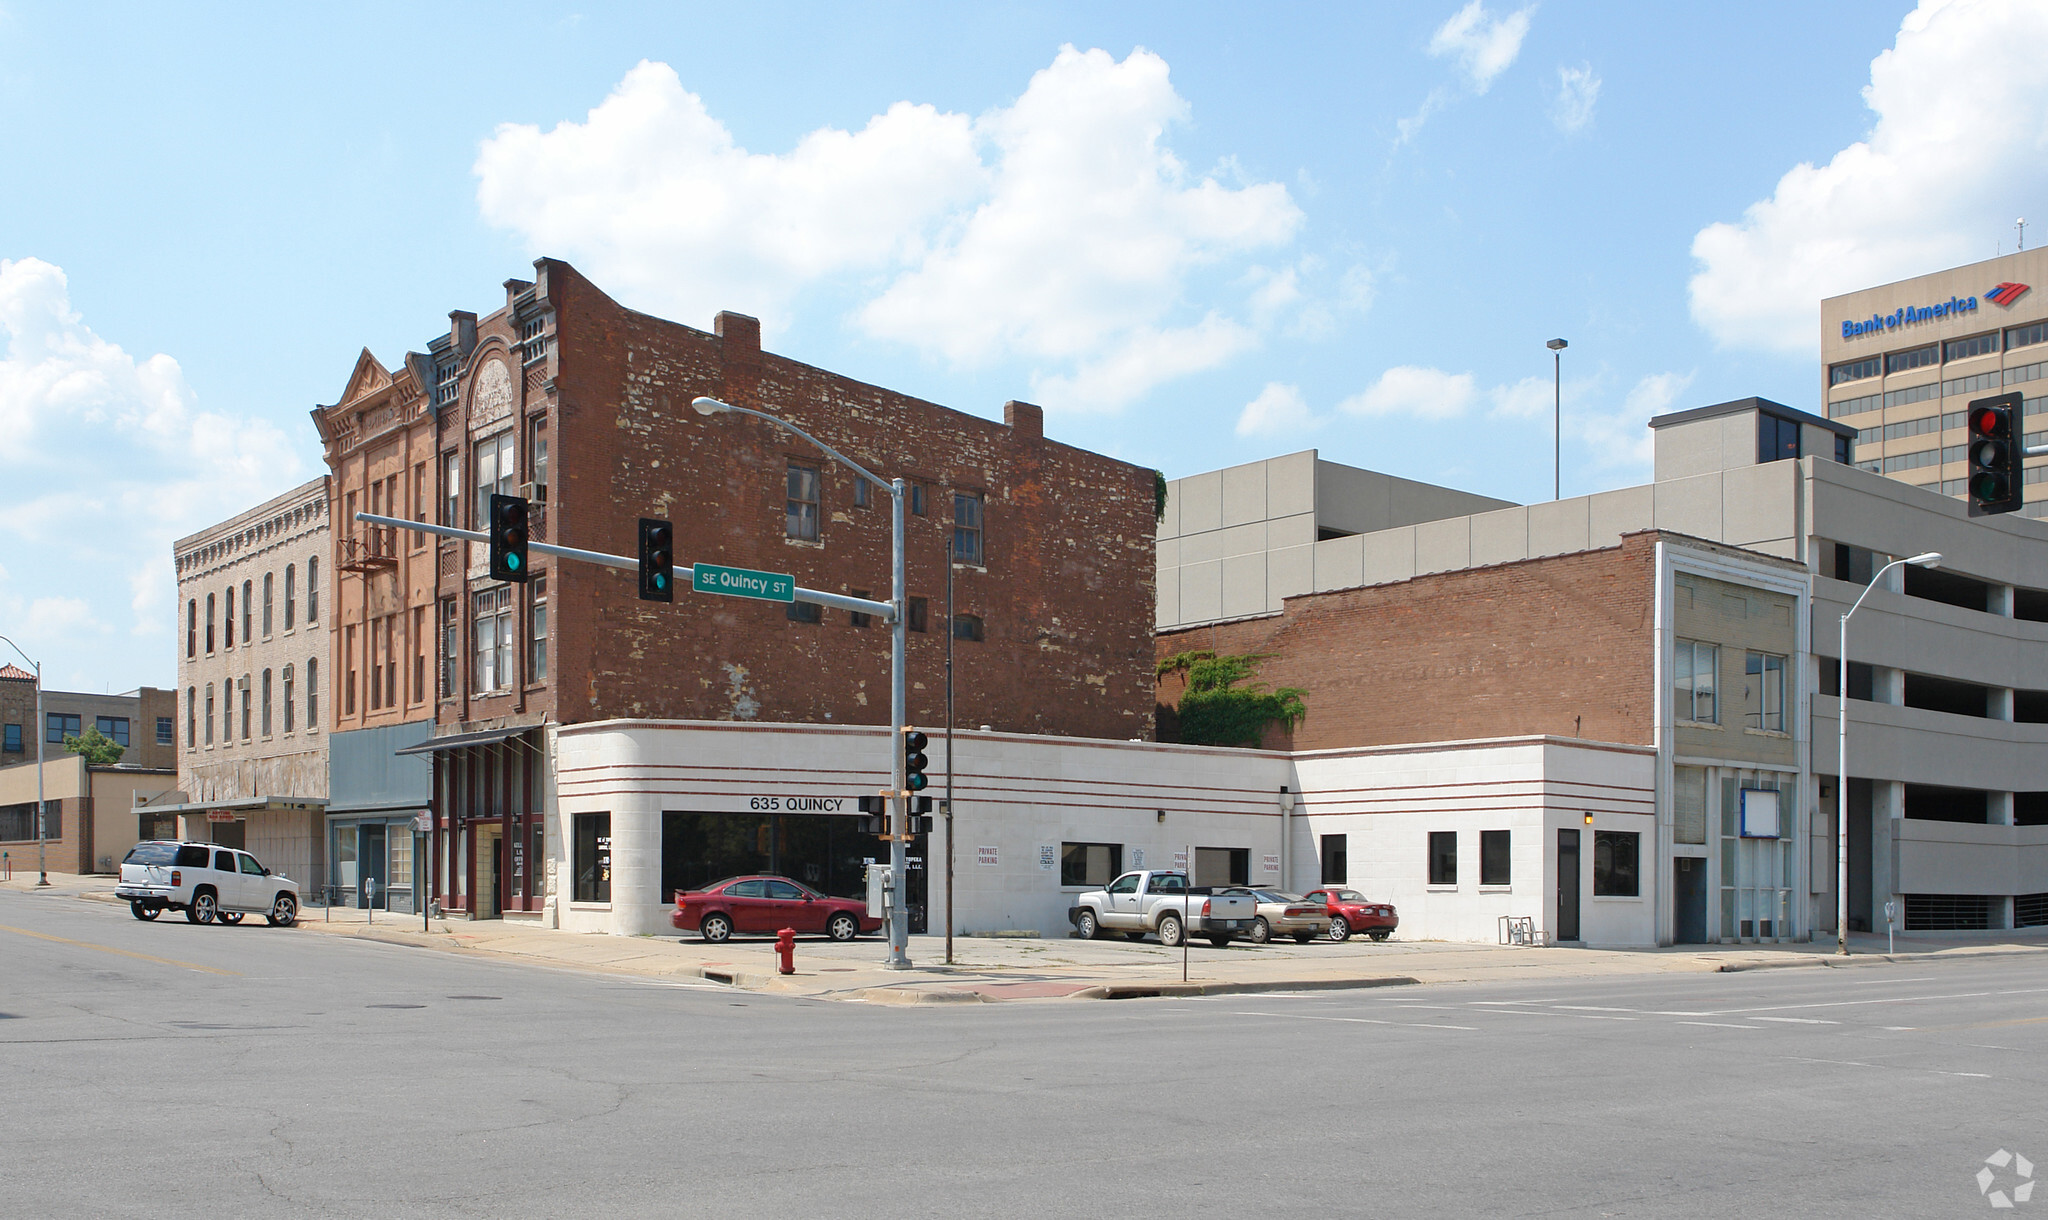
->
1557, 829, 1581, 942
360, 825, 387, 910
1674, 856, 1708, 944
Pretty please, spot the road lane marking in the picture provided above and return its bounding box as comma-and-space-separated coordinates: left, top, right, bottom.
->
1466, 1008, 1637, 1021
1753, 1017, 1838, 1024
1231, 1011, 1475, 1031
1707, 987, 2048, 1016
1783, 1055, 1990, 1080
0, 924, 237, 976
1553, 1005, 1636, 1012
1679, 1021, 1760, 1030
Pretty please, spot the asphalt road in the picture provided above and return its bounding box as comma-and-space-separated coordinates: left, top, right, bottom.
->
3, 888, 2042, 1218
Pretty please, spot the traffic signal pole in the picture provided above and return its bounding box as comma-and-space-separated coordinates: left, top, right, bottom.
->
888, 477, 912, 969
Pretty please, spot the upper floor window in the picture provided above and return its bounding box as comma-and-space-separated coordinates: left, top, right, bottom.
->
284, 564, 296, 631
473, 586, 513, 693
786, 462, 821, 541
1745, 651, 1786, 733
1830, 356, 1880, 386
907, 596, 929, 633
185, 688, 196, 749
241, 579, 252, 643
283, 664, 295, 734
46, 713, 80, 744
853, 478, 870, 509
951, 613, 984, 642
1675, 639, 1719, 724
206, 592, 216, 653
441, 450, 461, 526
2, 723, 21, 753
1944, 332, 1999, 362
1757, 414, 1801, 464
1885, 344, 1939, 375
909, 483, 928, 517
262, 573, 274, 638
2008, 320, 2048, 351
154, 717, 172, 746
186, 599, 197, 659
306, 658, 318, 728
224, 586, 235, 649
474, 432, 516, 528
529, 575, 549, 684
96, 716, 129, 747
529, 418, 550, 503
952, 491, 984, 565
1834, 433, 1853, 465
306, 556, 320, 622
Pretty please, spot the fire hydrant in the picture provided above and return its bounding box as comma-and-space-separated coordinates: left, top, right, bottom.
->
775, 926, 797, 975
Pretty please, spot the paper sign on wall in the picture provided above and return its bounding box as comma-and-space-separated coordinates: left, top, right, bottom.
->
1739, 788, 1781, 839
977, 845, 1000, 867
1263, 854, 1281, 874
1131, 848, 1145, 868
1039, 845, 1056, 871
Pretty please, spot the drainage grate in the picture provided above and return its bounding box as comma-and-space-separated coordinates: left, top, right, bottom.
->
2016, 893, 2048, 928
1903, 893, 1991, 931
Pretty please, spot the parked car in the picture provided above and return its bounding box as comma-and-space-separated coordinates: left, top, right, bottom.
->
1302, 887, 1398, 941
671, 875, 880, 944
114, 841, 299, 927
1067, 870, 1257, 948
1217, 887, 1331, 944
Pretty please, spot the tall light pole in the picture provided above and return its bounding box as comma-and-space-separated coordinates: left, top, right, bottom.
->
692, 396, 913, 969
1836, 550, 1941, 955
0, 635, 48, 886
1547, 338, 1568, 500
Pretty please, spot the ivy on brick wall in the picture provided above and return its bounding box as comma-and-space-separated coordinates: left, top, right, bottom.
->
1156, 650, 1306, 748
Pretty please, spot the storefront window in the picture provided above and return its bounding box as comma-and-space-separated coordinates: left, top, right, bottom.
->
575, 812, 611, 903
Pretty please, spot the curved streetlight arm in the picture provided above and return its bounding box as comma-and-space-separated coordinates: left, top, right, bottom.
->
691, 398, 891, 494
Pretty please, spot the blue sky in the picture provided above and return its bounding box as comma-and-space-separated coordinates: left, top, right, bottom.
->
7, 0, 2045, 692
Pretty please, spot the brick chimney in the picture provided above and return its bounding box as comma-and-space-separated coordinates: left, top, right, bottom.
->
1004, 399, 1043, 441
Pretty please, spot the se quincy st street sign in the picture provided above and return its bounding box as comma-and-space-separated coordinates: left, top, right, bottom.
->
693, 563, 795, 603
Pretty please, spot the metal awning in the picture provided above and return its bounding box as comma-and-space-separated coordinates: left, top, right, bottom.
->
393, 726, 537, 756
136, 795, 329, 816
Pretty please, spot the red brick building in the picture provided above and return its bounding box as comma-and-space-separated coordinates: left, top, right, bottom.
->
326, 259, 1156, 919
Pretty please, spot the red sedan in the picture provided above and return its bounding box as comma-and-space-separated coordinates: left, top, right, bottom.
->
1302, 888, 1399, 942
671, 875, 881, 944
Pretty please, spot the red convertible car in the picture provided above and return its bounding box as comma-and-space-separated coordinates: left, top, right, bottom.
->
1302, 887, 1399, 942
671, 875, 881, 944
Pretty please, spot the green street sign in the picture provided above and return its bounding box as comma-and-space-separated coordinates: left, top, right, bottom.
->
692, 563, 796, 603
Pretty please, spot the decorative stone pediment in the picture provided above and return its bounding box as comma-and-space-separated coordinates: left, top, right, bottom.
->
471, 357, 515, 428
339, 349, 392, 406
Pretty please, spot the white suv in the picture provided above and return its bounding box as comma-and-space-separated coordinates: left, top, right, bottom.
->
116, 841, 299, 927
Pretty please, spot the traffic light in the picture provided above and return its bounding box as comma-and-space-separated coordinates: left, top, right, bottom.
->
903, 728, 929, 792
1967, 392, 2023, 517
637, 517, 674, 602
487, 494, 530, 582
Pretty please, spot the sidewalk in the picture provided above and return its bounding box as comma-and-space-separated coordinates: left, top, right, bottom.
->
18, 871, 2048, 1003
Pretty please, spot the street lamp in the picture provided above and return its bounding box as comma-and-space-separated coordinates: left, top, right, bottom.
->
692, 395, 914, 970
0, 635, 48, 886
1546, 338, 1568, 500
1836, 550, 1941, 955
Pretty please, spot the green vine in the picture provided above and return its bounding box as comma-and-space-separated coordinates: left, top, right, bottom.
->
1156, 650, 1306, 747
1154, 470, 1169, 522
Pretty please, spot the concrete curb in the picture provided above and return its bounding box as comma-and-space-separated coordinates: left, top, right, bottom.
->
1718, 945, 2048, 972
1069, 975, 1421, 1000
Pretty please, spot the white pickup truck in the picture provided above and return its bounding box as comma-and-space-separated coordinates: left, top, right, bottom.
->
1068, 870, 1256, 948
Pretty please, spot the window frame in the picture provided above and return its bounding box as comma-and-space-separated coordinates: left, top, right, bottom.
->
306, 557, 319, 622
574, 812, 612, 903
1060, 842, 1124, 888
1675, 639, 1720, 724
47, 713, 80, 744
785, 460, 821, 542
284, 564, 296, 631
952, 490, 984, 566
473, 431, 516, 530
951, 613, 983, 642
3, 723, 23, 753
1593, 830, 1640, 897
1320, 833, 1347, 885
262, 572, 274, 637
1427, 830, 1458, 887
1479, 829, 1511, 887
1745, 650, 1787, 733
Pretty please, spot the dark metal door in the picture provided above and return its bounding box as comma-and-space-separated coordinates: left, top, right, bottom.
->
360, 824, 386, 910
1674, 856, 1708, 943
1557, 829, 1581, 942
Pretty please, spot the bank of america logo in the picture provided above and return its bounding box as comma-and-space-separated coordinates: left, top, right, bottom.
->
1988, 282, 2030, 307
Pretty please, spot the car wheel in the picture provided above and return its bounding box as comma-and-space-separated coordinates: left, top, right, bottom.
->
1075, 909, 1101, 940
1292, 931, 1315, 944
1328, 915, 1351, 942
700, 912, 733, 944
1157, 913, 1184, 948
265, 894, 297, 927
1368, 928, 1391, 942
130, 901, 160, 921
219, 912, 245, 925
1246, 917, 1272, 945
826, 912, 859, 942
188, 889, 217, 925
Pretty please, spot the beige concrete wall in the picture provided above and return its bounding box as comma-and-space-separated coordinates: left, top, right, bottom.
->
1894, 820, 2048, 896
1671, 573, 1800, 771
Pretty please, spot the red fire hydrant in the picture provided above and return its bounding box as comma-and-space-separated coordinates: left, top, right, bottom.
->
776, 927, 797, 975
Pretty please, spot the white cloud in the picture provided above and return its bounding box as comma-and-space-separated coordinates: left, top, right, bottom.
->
476, 60, 984, 333
1339, 365, 1478, 418
1429, 2, 1534, 94
1235, 382, 1318, 437
1573, 371, 1694, 471
1489, 374, 1557, 419
0, 258, 303, 687
478, 48, 1304, 413
1552, 64, 1600, 133
1689, 0, 2048, 353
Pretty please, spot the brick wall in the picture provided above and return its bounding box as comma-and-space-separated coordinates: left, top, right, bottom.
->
1156, 533, 1661, 750
528, 260, 1157, 740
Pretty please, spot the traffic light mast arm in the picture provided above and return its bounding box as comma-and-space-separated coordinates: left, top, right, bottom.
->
352, 511, 894, 619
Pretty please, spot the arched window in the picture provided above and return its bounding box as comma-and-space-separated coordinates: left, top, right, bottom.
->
261, 669, 273, 736
284, 564, 296, 630
186, 687, 196, 749
204, 684, 215, 745
206, 593, 215, 653
307, 658, 319, 727
241, 580, 252, 642
307, 557, 320, 621
186, 600, 196, 659
224, 587, 234, 649
262, 573, 274, 637
283, 664, 295, 733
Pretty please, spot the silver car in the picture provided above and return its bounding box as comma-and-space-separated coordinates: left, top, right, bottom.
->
1220, 887, 1331, 944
